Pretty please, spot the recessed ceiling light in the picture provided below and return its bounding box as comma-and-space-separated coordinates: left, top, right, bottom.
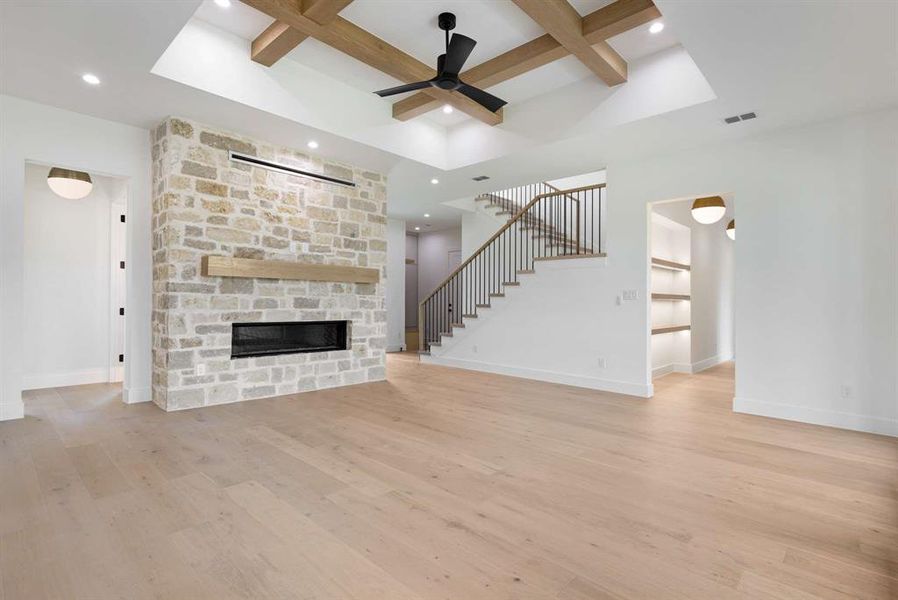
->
424, 213, 430, 218
430, 178, 439, 185
81, 73, 100, 85
442, 105, 453, 114
649, 22, 664, 34
214, 0, 231, 7
414, 226, 421, 231
307, 140, 319, 149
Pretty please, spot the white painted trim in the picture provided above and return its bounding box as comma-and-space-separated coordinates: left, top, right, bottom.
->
122, 386, 151, 404
691, 354, 731, 373
422, 354, 653, 398
0, 402, 25, 421
652, 362, 692, 379
24, 368, 109, 390
734, 396, 898, 438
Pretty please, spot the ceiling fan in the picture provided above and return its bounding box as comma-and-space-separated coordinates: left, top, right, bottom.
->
373, 12, 508, 113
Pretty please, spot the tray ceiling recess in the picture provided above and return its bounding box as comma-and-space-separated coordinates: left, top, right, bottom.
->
240, 0, 661, 126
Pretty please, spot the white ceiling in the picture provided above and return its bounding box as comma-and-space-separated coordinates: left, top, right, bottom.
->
192, 0, 678, 128
1, 0, 896, 231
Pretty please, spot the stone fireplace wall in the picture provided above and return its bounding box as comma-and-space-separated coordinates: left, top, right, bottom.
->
151, 118, 386, 411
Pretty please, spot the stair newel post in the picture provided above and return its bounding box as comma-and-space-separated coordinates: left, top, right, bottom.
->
576, 192, 581, 256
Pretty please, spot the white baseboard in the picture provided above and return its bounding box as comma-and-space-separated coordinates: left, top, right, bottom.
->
422, 355, 652, 398
123, 386, 151, 404
734, 396, 897, 438
23, 368, 109, 390
0, 401, 25, 421
692, 354, 731, 373
652, 362, 692, 379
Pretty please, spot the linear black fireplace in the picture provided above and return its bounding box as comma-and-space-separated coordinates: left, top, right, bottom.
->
231, 320, 350, 359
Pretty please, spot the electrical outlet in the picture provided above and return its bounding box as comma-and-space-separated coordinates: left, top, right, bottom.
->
622, 290, 639, 301
196, 363, 206, 376
840, 384, 852, 399
472, 345, 478, 354
597, 357, 606, 368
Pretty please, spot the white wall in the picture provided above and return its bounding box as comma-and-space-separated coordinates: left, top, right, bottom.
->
385, 218, 406, 352
405, 234, 418, 329
23, 165, 126, 388
461, 204, 506, 260
424, 257, 651, 397
417, 227, 462, 304
0, 95, 153, 419
608, 108, 898, 436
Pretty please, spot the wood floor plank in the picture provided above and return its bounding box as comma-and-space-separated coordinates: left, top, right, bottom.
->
1, 356, 895, 599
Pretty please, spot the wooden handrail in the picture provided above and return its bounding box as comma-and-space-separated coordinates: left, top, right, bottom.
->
418, 183, 605, 308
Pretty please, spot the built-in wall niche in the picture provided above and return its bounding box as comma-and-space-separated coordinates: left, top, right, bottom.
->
650, 211, 691, 379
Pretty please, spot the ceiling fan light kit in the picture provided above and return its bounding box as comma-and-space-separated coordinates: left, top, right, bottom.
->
373, 13, 508, 113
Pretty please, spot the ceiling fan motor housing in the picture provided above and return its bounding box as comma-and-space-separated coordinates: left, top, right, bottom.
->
438, 12, 456, 32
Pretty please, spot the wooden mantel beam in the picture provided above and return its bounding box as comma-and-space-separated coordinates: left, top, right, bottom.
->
392, 0, 659, 121
242, 0, 503, 125
511, 0, 627, 86
252, 0, 354, 67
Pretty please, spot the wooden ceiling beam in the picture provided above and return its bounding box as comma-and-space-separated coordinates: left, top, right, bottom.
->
511, 0, 627, 86
392, 0, 659, 121
251, 0, 355, 67
582, 0, 661, 42
242, 0, 503, 125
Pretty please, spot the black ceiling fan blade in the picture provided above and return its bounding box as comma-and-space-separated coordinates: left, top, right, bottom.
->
442, 33, 476, 75
457, 83, 507, 113
374, 80, 433, 97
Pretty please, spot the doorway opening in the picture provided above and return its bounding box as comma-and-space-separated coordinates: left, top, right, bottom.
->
649, 196, 735, 381
22, 162, 128, 400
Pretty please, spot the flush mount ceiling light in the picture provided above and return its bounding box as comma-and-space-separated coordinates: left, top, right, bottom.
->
424, 213, 430, 218
307, 140, 319, 149
726, 219, 735, 240
691, 196, 726, 224
430, 178, 439, 185
47, 167, 93, 199
214, 0, 231, 7
81, 73, 100, 85
649, 21, 664, 34
442, 105, 453, 114
414, 226, 421, 231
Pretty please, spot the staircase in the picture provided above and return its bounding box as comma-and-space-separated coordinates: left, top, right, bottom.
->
418, 182, 605, 353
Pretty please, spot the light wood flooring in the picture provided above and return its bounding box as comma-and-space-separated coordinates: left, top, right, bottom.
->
2, 356, 896, 599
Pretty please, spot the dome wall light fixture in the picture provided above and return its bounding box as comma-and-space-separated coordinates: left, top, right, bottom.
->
47, 167, 93, 199
726, 219, 735, 240
691, 196, 726, 224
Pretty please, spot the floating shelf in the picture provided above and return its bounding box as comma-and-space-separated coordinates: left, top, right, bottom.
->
652, 293, 691, 301
652, 325, 691, 335
651, 257, 691, 271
